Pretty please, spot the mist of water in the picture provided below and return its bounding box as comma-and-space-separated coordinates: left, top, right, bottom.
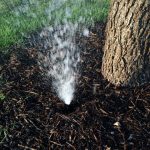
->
37, 1, 91, 105
6, 0, 93, 104
38, 22, 81, 105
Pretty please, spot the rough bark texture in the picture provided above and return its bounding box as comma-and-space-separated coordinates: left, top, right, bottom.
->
102, 0, 150, 86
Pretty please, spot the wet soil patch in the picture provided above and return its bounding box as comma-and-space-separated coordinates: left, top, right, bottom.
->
0, 22, 150, 150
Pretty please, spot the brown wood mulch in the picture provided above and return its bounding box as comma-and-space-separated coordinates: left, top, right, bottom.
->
0, 22, 149, 150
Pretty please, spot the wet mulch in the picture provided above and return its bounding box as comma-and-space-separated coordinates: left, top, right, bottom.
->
0, 22, 150, 150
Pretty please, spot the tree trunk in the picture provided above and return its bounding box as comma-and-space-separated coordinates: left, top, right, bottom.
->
102, 0, 150, 86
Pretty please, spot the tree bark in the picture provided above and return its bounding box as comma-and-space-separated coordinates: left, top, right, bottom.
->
102, 0, 150, 86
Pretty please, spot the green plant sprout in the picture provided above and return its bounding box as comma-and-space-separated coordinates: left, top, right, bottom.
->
0, 92, 5, 101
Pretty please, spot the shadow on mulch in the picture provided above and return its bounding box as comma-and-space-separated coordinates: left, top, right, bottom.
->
0, 22, 149, 150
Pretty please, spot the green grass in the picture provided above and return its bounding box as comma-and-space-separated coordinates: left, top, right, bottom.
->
0, 92, 5, 101
0, 0, 110, 48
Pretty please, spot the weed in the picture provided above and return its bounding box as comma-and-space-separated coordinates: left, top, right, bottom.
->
0, 92, 5, 101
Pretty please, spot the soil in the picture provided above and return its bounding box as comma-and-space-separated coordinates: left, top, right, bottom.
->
0, 22, 150, 150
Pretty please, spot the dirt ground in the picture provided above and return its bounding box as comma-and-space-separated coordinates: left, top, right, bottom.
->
0, 22, 150, 150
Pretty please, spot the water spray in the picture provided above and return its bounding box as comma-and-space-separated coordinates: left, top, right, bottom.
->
38, 22, 81, 105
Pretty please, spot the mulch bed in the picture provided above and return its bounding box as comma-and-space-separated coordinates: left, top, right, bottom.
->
0, 22, 150, 150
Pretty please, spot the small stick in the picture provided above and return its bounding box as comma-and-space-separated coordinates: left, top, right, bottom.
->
49, 140, 63, 147
18, 144, 36, 150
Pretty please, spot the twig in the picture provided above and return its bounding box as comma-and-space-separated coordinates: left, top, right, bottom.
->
49, 140, 63, 147
18, 144, 37, 150
66, 142, 76, 150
